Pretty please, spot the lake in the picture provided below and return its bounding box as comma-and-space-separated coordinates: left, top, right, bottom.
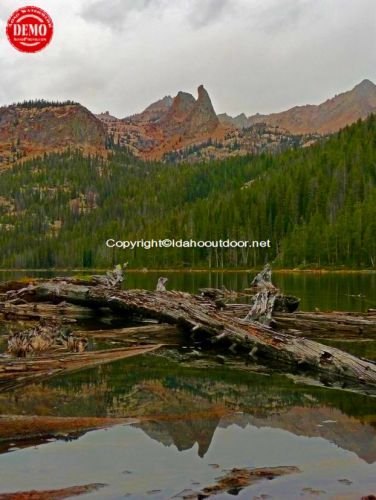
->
0, 269, 375, 311
0, 271, 375, 499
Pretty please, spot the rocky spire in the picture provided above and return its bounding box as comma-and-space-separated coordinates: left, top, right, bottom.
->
185, 85, 219, 135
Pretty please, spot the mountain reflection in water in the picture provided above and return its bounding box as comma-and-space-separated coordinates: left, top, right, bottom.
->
0, 352, 375, 464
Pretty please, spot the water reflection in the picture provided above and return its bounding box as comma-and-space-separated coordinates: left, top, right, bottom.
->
0, 412, 375, 499
0, 270, 375, 497
0, 354, 375, 464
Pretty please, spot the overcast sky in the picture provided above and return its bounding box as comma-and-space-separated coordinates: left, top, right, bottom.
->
0, 0, 375, 117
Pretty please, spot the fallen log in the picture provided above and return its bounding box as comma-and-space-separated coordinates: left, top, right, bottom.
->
274, 311, 376, 338
246, 308, 376, 337
12, 282, 376, 389
0, 279, 41, 294
74, 324, 178, 340
223, 304, 376, 339
0, 344, 162, 390
200, 288, 300, 312
222, 305, 376, 337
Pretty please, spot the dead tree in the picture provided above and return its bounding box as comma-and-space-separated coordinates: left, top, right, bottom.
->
244, 290, 277, 325
250, 263, 276, 290
9, 281, 376, 389
245, 265, 279, 325
156, 277, 168, 291
93, 263, 127, 288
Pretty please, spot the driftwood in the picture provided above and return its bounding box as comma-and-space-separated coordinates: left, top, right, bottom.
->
0, 279, 42, 294
156, 276, 168, 291
75, 324, 178, 340
0, 344, 162, 390
245, 266, 294, 325
250, 263, 276, 290
10, 281, 376, 389
92, 263, 127, 288
200, 288, 300, 312
274, 311, 376, 338
0, 300, 92, 321
182, 466, 300, 499
222, 304, 376, 337
244, 290, 276, 325
0, 483, 106, 500
247, 265, 300, 320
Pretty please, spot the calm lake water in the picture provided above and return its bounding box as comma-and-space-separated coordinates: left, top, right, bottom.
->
0, 270, 375, 311
0, 354, 375, 499
0, 271, 375, 498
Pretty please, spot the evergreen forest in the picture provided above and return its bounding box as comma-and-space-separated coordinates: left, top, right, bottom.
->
0, 115, 375, 269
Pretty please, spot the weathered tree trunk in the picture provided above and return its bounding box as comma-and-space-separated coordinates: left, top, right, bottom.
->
74, 324, 178, 340
244, 290, 276, 325
0, 300, 93, 321
11, 281, 376, 389
222, 305, 376, 337
200, 288, 300, 312
92, 263, 127, 287
274, 311, 376, 338
250, 263, 276, 290
156, 277, 168, 291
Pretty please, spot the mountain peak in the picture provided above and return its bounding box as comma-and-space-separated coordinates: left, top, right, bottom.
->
355, 78, 375, 89
174, 91, 196, 109
184, 85, 219, 135
165, 92, 196, 126
352, 79, 376, 97
197, 84, 206, 96
197, 85, 213, 106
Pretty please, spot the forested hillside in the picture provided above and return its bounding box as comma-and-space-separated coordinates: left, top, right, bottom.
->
0, 116, 375, 269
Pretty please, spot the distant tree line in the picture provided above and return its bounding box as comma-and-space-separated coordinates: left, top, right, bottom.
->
6, 99, 78, 110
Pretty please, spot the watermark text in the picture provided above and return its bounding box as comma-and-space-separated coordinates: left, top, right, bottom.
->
106, 238, 271, 250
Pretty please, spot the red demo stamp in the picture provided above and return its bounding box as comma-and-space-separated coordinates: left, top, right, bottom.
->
6, 6, 53, 53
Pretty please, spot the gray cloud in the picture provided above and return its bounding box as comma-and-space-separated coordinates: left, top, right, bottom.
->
80, 0, 155, 29
0, 0, 375, 117
256, 0, 315, 32
188, 0, 232, 29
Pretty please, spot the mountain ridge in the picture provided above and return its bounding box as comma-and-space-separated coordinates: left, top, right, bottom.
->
0, 79, 375, 167
0, 101, 106, 168
98, 78, 376, 160
220, 79, 376, 134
